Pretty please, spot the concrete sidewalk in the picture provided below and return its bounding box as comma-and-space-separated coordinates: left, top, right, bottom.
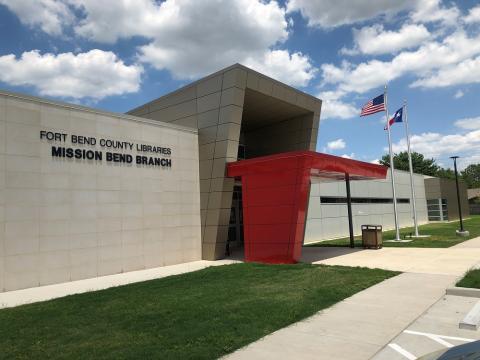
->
302, 242, 480, 276
452, 236, 480, 248
226, 272, 457, 360
228, 238, 480, 359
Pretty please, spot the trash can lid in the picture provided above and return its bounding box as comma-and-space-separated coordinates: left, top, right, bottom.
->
361, 224, 382, 229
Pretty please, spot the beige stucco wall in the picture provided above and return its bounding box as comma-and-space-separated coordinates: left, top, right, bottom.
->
0, 91, 201, 292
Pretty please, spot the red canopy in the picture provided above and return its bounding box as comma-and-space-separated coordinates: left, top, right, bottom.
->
227, 151, 387, 263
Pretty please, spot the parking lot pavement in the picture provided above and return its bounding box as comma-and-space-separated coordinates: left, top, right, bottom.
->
372, 294, 480, 359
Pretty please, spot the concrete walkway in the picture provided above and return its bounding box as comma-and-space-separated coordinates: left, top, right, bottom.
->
452, 235, 480, 248
0, 259, 237, 309
227, 238, 480, 359
302, 244, 480, 276
226, 273, 457, 360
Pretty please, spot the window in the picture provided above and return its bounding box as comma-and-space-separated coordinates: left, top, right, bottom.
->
237, 144, 246, 160
320, 197, 410, 204
427, 198, 448, 221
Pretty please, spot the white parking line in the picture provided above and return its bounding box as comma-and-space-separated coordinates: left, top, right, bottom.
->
403, 329, 476, 347
388, 343, 417, 360
387, 330, 476, 359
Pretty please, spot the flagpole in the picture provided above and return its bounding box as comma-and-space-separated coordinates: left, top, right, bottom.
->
404, 100, 419, 237
385, 84, 401, 241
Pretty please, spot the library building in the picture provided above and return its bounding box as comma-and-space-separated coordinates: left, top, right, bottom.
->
0, 64, 469, 292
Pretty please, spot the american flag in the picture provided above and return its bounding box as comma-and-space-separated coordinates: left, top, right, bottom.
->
360, 94, 385, 116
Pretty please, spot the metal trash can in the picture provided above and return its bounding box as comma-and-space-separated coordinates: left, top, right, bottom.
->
361, 225, 383, 249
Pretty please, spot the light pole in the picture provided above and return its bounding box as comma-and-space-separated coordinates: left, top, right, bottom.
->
450, 156, 469, 236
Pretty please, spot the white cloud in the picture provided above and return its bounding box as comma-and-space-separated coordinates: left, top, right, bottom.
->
72, 0, 314, 84
460, 154, 480, 169
0, 0, 74, 35
410, 0, 459, 26
1, 0, 315, 86
390, 120, 480, 169
465, 5, 480, 24
454, 90, 464, 99
370, 159, 381, 164
454, 117, 480, 130
286, 0, 460, 29
321, 60, 391, 94
242, 50, 316, 87
342, 24, 431, 56
71, 0, 165, 43
391, 131, 480, 158
388, 116, 480, 169
327, 138, 346, 150
411, 56, 480, 88
72, 0, 288, 45
320, 99, 358, 120
0, 50, 143, 100
322, 31, 480, 94
317, 90, 357, 120
286, 0, 416, 28
341, 153, 355, 159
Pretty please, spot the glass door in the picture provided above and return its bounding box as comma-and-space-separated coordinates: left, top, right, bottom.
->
227, 185, 243, 255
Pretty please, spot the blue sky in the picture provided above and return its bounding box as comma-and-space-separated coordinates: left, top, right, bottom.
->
0, 0, 479, 168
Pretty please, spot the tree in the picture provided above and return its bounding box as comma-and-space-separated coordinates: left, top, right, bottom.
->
461, 164, 480, 188
380, 151, 439, 176
436, 168, 456, 180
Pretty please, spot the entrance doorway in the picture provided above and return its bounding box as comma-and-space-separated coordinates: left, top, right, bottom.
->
227, 184, 244, 256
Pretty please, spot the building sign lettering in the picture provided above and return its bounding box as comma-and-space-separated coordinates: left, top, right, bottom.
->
40, 130, 172, 168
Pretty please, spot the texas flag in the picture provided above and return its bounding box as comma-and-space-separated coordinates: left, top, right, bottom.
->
384, 107, 403, 130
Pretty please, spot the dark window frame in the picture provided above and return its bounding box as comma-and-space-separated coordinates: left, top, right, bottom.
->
320, 196, 410, 204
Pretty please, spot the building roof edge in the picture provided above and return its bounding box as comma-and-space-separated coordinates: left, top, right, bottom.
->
0, 89, 197, 134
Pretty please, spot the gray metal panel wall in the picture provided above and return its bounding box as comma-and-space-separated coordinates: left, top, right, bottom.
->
129, 64, 322, 260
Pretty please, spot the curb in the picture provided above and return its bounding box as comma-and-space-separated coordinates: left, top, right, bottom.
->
459, 300, 480, 331
446, 287, 480, 298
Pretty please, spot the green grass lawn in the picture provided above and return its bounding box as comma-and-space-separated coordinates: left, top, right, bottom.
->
306, 215, 480, 248
456, 269, 480, 289
0, 263, 397, 359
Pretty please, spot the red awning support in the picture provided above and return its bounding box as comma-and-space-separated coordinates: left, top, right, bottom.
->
227, 151, 388, 264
